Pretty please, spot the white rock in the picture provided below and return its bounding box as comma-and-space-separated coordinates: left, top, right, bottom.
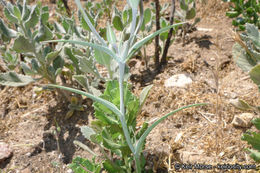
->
0, 142, 12, 163
164, 74, 192, 88
232, 113, 254, 128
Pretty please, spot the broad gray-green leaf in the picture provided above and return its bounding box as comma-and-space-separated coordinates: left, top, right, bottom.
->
35, 23, 53, 42
73, 140, 97, 156
46, 49, 62, 65
13, 36, 35, 53
94, 49, 111, 66
0, 71, 35, 86
54, 22, 66, 34
0, 19, 17, 38
106, 24, 116, 45
47, 84, 122, 118
230, 99, 252, 111
135, 103, 207, 154
25, 5, 39, 29
81, 11, 95, 32
81, 126, 96, 141
13, 6, 21, 20
180, 0, 188, 10
247, 149, 260, 162
128, 22, 185, 61
186, 8, 196, 20
73, 75, 89, 91
144, 8, 151, 24
21, 62, 35, 75
74, 0, 106, 46
78, 56, 100, 79
249, 64, 260, 85
232, 43, 255, 72
44, 40, 120, 62
112, 15, 124, 31
246, 23, 260, 48
139, 84, 153, 110
4, 8, 18, 24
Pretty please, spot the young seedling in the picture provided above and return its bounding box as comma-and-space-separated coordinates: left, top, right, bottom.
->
46, 0, 206, 172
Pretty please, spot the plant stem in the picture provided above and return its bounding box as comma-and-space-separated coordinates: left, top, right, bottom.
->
161, 0, 175, 65
154, 0, 160, 70
118, 62, 135, 154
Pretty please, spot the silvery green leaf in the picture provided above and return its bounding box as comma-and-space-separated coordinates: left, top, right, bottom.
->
73, 75, 89, 91
53, 56, 64, 71
13, 6, 22, 20
44, 40, 120, 63
112, 15, 124, 31
21, 62, 36, 75
180, 0, 188, 10
0, 19, 17, 38
47, 84, 122, 118
94, 49, 112, 66
246, 23, 260, 48
186, 8, 196, 20
4, 8, 18, 24
127, 0, 140, 9
13, 35, 35, 53
135, 103, 207, 154
74, 0, 106, 46
55, 68, 62, 76
127, 23, 184, 61
81, 11, 95, 32
0, 71, 35, 86
81, 126, 96, 141
232, 43, 256, 72
143, 8, 151, 25
78, 56, 100, 78
139, 84, 153, 110
106, 24, 116, 45
21, 1, 30, 21
230, 99, 252, 111
46, 49, 62, 65
35, 22, 53, 42
89, 86, 102, 97
54, 22, 66, 34
249, 64, 260, 85
25, 5, 39, 29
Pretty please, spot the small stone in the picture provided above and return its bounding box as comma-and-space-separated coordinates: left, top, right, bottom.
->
164, 74, 192, 88
232, 113, 254, 128
0, 142, 13, 163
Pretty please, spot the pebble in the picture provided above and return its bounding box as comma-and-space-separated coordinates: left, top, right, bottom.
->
164, 74, 192, 88
232, 113, 254, 128
0, 142, 13, 163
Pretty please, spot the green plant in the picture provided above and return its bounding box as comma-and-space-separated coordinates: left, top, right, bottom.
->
175, 0, 200, 43
232, 23, 260, 91
46, 0, 205, 172
242, 118, 260, 162
223, 0, 260, 30
0, 1, 57, 86
231, 23, 260, 162
152, 0, 200, 70
231, 23, 259, 116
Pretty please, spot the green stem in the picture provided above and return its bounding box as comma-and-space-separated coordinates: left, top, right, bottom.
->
118, 62, 135, 154
134, 154, 141, 173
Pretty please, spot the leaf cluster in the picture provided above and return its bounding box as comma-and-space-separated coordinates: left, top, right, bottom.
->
223, 0, 260, 30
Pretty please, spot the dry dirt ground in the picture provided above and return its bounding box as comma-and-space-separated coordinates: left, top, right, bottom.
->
1, 0, 260, 172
